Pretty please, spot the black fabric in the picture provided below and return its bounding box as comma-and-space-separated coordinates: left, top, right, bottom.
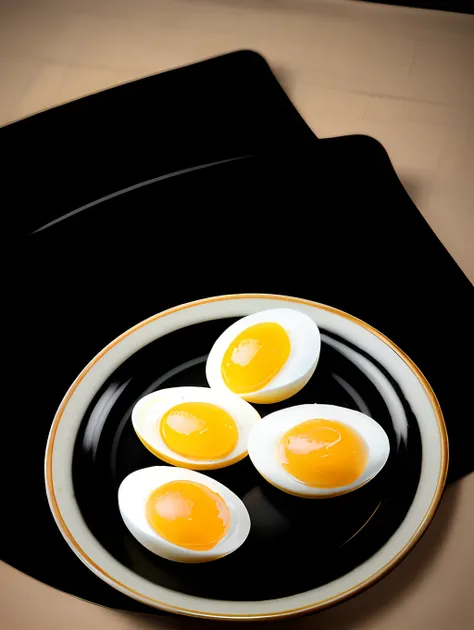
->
364, 0, 474, 14
6, 50, 316, 235
5, 50, 473, 613
6, 49, 318, 614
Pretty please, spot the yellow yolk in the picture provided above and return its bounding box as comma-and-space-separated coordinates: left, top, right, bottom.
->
221, 322, 291, 394
146, 480, 230, 550
279, 419, 368, 488
160, 402, 238, 460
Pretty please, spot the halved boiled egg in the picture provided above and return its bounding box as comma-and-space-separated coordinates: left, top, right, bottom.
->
206, 309, 321, 404
132, 386, 260, 470
118, 466, 251, 562
248, 404, 390, 498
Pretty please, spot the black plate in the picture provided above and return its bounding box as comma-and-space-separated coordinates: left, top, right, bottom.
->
72, 318, 421, 601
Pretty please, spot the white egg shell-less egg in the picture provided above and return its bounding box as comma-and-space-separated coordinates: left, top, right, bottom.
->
206, 309, 321, 404
248, 404, 390, 498
131, 386, 261, 470
118, 467, 251, 563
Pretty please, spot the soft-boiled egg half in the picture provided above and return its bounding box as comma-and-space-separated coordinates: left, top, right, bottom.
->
248, 404, 390, 498
206, 309, 321, 404
132, 386, 260, 470
118, 467, 251, 562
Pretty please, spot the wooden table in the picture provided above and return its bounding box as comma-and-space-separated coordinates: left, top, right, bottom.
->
2, 1, 473, 628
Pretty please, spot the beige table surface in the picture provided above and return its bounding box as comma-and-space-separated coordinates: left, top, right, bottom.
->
2, 0, 473, 628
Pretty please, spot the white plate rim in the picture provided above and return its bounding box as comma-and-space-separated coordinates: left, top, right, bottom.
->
44, 293, 448, 620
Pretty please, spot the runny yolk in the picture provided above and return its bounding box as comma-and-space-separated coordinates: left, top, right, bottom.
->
146, 480, 230, 550
279, 419, 368, 488
221, 322, 291, 394
160, 402, 238, 460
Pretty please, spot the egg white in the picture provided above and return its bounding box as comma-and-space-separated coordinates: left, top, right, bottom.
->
132, 386, 260, 470
118, 466, 251, 563
248, 404, 390, 498
206, 309, 321, 404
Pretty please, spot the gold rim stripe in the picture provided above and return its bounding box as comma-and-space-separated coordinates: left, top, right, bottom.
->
45, 294, 448, 620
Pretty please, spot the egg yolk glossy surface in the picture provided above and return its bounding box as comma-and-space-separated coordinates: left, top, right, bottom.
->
160, 402, 238, 460
221, 322, 291, 394
146, 481, 230, 551
279, 419, 368, 488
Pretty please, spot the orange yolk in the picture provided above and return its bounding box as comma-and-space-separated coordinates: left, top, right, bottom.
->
221, 322, 291, 394
146, 480, 230, 550
279, 419, 368, 488
160, 402, 238, 460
